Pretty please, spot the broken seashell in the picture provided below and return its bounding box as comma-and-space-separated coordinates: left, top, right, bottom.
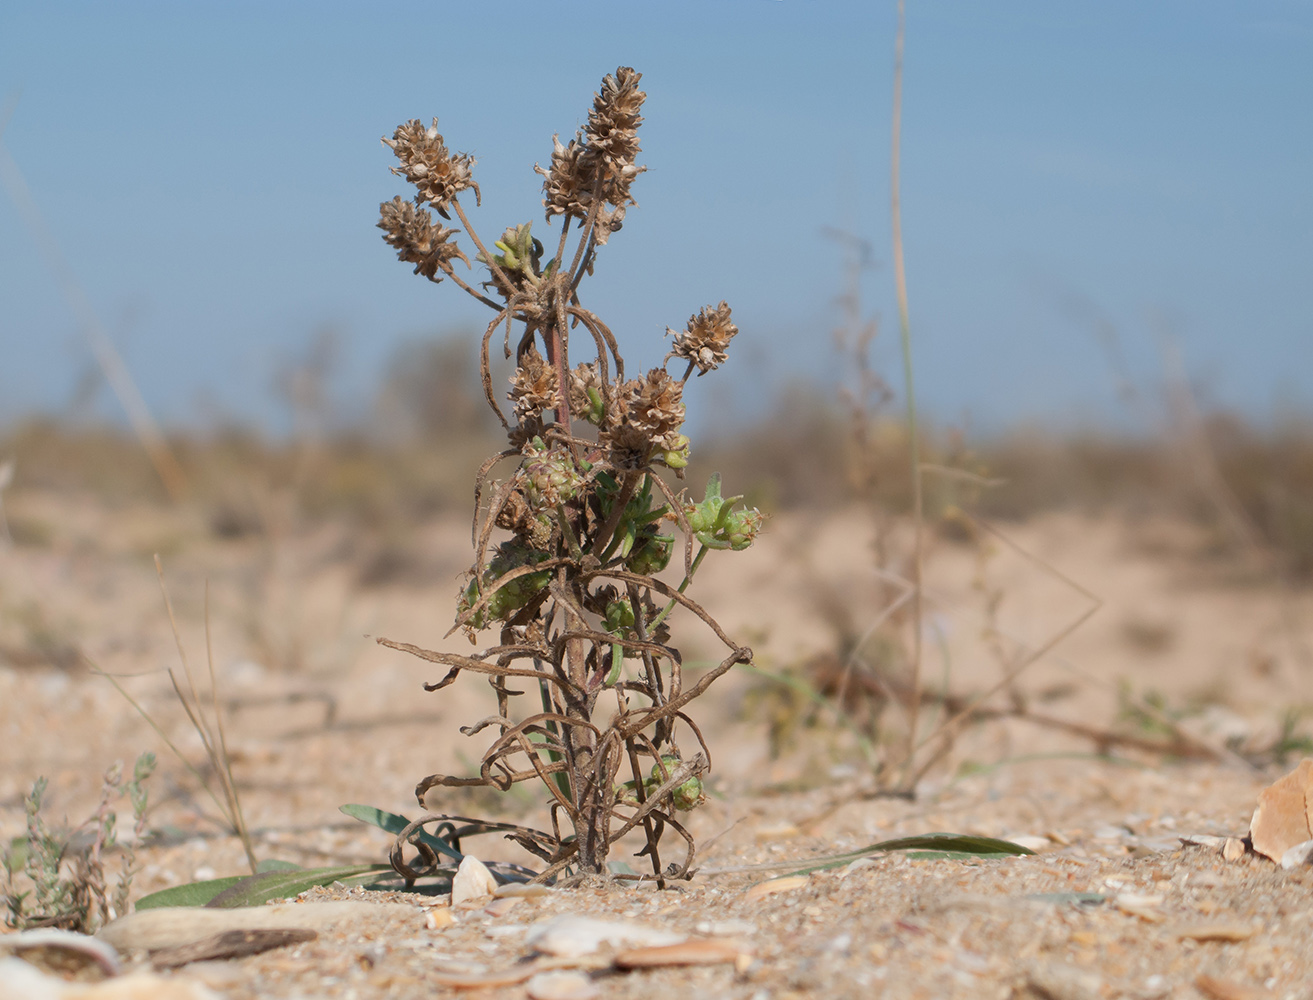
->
613, 938, 746, 968
451, 855, 498, 905
524, 916, 684, 959
1248, 758, 1313, 862
0, 929, 121, 980
1221, 837, 1246, 862
1279, 838, 1313, 870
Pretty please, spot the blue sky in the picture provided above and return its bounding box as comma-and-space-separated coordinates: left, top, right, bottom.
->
1, 1, 1309, 436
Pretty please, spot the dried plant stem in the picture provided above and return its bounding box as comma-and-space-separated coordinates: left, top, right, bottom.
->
135, 557, 258, 872
890, 0, 926, 789
903, 515, 1102, 788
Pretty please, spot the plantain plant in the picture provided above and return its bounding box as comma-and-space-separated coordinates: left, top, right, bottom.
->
375, 67, 759, 881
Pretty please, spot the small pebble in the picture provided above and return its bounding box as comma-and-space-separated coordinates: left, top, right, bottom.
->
426, 908, 455, 931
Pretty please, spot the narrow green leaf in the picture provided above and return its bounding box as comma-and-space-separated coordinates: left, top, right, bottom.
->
204, 864, 393, 908
256, 859, 302, 873
135, 876, 248, 910
339, 803, 464, 862
775, 832, 1034, 878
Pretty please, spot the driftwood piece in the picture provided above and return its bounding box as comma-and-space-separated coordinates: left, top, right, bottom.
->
150, 928, 317, 969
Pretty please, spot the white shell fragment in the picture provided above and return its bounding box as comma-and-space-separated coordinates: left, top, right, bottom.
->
1114, 893, 1165, 922
1280, 838, 1313, 870
524, 916, 684, 959
525, 970, 600, 1000
1222, 837, 1247, 862
494, 882, 553, 899
0, 929, 121, 978
451, 855, 499, 905
0, 956, 222, 1000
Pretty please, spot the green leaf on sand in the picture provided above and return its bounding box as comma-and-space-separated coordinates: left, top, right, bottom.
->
339, 803, 464, 862
204, 864, 394, 908
775, 832, 1035, 878
134, 864, 393, 911
134, 876, 249, 910
256, 858, 303, 873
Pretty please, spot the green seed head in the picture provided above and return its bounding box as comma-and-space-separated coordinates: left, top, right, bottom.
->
648, 755, 705, 811
626, 532, 673, 576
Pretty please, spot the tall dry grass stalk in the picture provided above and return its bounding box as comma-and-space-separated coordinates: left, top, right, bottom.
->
92, 559, 257, 873
890, 0, 926, 787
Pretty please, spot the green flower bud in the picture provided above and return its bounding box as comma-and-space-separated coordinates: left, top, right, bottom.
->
493, 239, 520, 269
659, 434, 691, 470
648, 755, 705, 811
456, 542, 551, 629
523, 443, 585, 508
627, 532, 672, 575
683, 472, 742, 535
682, 473, 759, 550
723, 506, 764, 550
604, 598, 635, 632
582, 386, 606, 425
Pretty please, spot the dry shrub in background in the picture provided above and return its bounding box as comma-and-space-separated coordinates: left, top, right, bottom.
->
373, 68, 760, 880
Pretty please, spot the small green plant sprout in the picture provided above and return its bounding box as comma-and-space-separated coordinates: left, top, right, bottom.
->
2, 752, 155, 932
375, 67, 759, 882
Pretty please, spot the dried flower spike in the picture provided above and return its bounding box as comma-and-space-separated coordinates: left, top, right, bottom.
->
377, 196, 469, 282
508, 348, 559, 420
626, 368, 685, 439
535, 67, 646, 244
382, 118, 479, 218
667, 301, 739, 375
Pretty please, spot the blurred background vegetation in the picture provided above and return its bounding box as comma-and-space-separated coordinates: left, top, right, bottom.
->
4, 327, 1311, 583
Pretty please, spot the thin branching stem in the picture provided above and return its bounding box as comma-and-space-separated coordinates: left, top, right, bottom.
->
890, 0, 925, 791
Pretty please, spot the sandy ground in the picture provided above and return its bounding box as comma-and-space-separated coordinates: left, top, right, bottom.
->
3, 488, 1313, 998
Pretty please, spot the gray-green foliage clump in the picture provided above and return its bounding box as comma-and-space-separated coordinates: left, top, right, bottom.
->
375, 68, 760, 879
2, 752, 155, 932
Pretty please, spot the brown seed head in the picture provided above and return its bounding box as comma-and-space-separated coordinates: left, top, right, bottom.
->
599, 422, 653, 471
534, 68, 647, 244
508, 348, 560, 419
507, 415, 547, 451
567, 361, 605, 416
586, 67, 645, 171
667, 301, 738, 375
495, 484, 555, 549
626, 368, 685, 438
377, 196, 470, 282
383, 118, 479, 216
537, 133, 589, 224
